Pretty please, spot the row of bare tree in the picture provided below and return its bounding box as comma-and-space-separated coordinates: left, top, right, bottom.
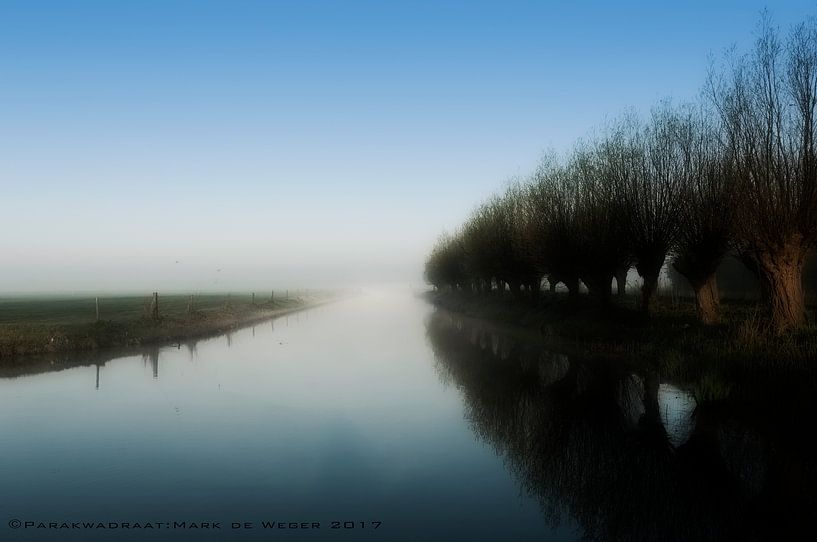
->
425, 14, 817, 333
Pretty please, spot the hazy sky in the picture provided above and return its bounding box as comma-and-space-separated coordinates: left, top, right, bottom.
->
1, 0, 814, 292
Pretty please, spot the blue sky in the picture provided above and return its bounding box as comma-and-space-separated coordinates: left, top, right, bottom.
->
1, 1, 815, 291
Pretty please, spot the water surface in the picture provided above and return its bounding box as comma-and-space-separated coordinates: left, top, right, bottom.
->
0, 293, 564, 541
1, 292, 814, 541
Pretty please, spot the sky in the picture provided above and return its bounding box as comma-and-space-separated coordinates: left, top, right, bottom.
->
1, 0, 815, 293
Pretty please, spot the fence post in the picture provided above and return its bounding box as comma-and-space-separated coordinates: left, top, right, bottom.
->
271, 290, 274, 302
95, 297, 100, 322
252, 292, 255, 306
187, 294, 194, 316
151, 292, 159, 320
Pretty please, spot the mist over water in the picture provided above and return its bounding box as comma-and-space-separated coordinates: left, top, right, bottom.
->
0, 295, 556, 541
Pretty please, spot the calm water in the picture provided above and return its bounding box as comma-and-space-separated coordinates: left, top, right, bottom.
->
0, 292, 814, 541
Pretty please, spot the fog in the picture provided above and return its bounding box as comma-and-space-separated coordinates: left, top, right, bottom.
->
0, 189, 442, 292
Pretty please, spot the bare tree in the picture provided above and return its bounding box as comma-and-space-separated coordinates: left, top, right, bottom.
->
425, 232, 468, 291
571, 140, 633, 305
671, 105, 736, 324
460, 196, 520, 295
526, 159, 583, 299
503, 183, 545, 297
461, 206, 498, 293
609, 110, 686, 314
710, 14, 817, 331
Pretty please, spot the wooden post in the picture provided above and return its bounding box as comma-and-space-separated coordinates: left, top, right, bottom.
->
95, 297, 100, 322
151, 292, 159, 320
187, 294, 194, 316
252, 292, 255, 306
286, 289, 289, 300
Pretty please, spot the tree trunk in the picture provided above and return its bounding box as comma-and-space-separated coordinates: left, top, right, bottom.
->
509, 279, 522, 300
584, 274, 612, 306
564, 276, 580, 300
528, 279, 542, 299
636, 255, 665, 315
693, 274, 720, 325
640, 273, 659, 313
615, 267, 628, 297
673, 250, 726, 325
674, 262, 722, 325
755, 244, 807, 333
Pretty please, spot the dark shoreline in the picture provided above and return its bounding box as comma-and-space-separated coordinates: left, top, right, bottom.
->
424, 289, 817, 378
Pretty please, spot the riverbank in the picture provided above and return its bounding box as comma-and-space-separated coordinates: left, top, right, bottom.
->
0, 294, 336, 357
425, 290, 817, 377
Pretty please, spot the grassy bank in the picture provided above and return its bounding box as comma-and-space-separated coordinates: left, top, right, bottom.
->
0, 292, 334, 357
426, 289, 817, 388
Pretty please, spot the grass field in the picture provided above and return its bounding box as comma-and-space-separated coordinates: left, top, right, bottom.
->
0, 290, 333, 357
0, 292, 312, 325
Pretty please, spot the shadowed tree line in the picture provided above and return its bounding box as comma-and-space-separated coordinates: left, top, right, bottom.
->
425, 14, 817, 333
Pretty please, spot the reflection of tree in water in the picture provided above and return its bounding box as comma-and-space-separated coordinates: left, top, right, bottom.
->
426, 310, 816, 541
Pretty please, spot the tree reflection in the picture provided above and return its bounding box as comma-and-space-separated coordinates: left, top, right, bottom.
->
426, 310, 816, 541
